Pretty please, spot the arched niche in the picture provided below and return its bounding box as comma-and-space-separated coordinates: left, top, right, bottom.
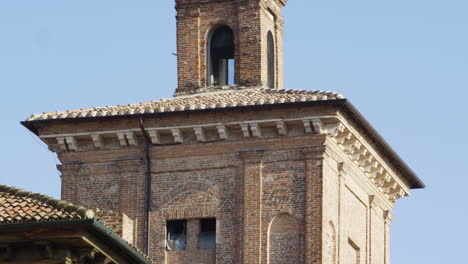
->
268, 213, 299, 264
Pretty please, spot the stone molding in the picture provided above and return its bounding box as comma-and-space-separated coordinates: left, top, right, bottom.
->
311, 119, 409, 203
42, 115, 408, 203
41, 115, 336, 149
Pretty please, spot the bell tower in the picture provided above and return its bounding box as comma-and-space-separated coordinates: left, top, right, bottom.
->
175, 0, 286, 95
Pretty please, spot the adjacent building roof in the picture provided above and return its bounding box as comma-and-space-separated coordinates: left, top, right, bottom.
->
0, 184, 154, 264
25, 87, 344, 121
0, 184, 94, 223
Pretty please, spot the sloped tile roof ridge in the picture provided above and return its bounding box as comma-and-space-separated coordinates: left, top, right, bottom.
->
0, 184, 95, 223
25, 87, 345, 122
172, 85, 258, 98
174, 86, 344, 98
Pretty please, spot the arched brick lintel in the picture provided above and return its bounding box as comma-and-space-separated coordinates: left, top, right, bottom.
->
157, 182, 219, 208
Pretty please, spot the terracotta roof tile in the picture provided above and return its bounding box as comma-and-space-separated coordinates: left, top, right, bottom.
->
26, 87, 345, 121
0, 185, 94, 223
0, 185, 154, 263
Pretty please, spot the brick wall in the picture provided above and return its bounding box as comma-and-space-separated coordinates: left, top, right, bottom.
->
268, 214, 299, 264
57, 135, 325, 264
96, 210, 135, 245
40, 105, 397, 264
174, 0, 285, 95
39, 105, 334, 264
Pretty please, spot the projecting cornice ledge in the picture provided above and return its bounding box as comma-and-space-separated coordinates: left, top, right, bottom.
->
312, 118, 410, 204
40, 114, 410, 203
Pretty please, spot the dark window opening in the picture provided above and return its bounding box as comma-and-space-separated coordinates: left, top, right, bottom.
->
267, 31, 275, 89
208, 26, 235, 86
167, 220, 187, 251
198, 218, 216, 250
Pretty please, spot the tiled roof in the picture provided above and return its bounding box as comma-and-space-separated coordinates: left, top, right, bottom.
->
0, 185, 154, 263
0, 184, 94, 223
26, 87, 345, 121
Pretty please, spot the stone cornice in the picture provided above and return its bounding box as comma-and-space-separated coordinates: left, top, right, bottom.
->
42, 114, 408, 203
312, 119, 409, 204
327, 139, 394, 210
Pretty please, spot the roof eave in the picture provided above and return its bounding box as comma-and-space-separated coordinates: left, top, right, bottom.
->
0, 219, 153, 264
20, 99, 346, 134
340, 100, 425, 189
21, 98, 424, 189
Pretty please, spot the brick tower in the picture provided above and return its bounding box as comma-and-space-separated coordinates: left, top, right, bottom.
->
175, 0, 285, 95
23, 1, 424, 264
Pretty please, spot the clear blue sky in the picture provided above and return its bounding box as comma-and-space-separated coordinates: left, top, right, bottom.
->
0, 1, 466, 263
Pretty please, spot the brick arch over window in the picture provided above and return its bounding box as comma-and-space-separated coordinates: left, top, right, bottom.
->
157, 182, 219, 208
267, 213, 299, 264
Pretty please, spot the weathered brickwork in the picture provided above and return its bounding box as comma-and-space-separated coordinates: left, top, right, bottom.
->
24, 96, 423, 264
268, 214, 300, 264
23, 0, 423, 263
175, 0, 285, 95
59, 153, 148, 250
96, 210, 135, 244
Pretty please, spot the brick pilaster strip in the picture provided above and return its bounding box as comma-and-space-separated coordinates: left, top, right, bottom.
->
57, 163, 82, 203
303, 146, 326, 264
240, 149, 265, 264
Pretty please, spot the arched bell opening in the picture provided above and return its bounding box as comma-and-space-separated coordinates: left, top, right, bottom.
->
207, 25, 235, 86
267, 30, 275, 89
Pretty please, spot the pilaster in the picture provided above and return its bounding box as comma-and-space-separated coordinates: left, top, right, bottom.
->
115, 158, 145, 251
303, 146, 326, 264
383, 211, 393, 264
57, 163, 82, 203
240, 149, 265, 264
